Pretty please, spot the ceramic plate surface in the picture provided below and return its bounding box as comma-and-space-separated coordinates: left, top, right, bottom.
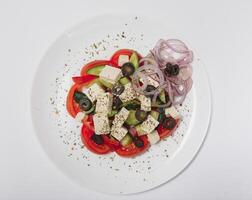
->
31, 14, 211, 194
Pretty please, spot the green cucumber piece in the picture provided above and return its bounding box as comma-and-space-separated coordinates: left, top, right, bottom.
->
150, 110, 159, 120
119, 77, 130, 85
108, 110, 118, 118
159, 90, 166, 103
122, 99, 140, 107
130, 52, 139, 69
84, 105, 95, 114
87, 65, 105, 76
120, 134, 133, 146
99, 78, 113, 89
125, 110, 140, 126
73, 91, 88, 103
135, 125, 145, 135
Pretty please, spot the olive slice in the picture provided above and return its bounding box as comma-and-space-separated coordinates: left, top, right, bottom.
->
164, 63, 180, 76
112, 83, 125, 96
132, 136, 144, 148
91, 134, 104, 145
162, 116, 177, 130
145, 85, 156, 97
112, 97, 123, 110
135, 110, 148, 122
79, 98, 92, 111
121, 62, 135, 77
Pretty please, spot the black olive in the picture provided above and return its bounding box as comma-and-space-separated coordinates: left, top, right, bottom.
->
133, 136, 144, 148
112, 83, 125, 96
164, 63, 180, 76
121, 62, 135, 77
91, 134, 104, 145
162, 116, 177, 130
135, 110, 148, 122
73, 91, 88, 103
79, 98, 92, 111
145, 85, 156, 97
112, 97, 123, 110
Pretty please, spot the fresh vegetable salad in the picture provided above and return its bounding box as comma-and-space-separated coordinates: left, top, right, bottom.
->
66, 39, 193, 157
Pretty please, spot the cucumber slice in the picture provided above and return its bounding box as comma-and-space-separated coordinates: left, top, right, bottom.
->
120, 134, 133, 146
125, 110, 140, 126
130, 52, 139, 69
87, 65, 105, 76
108, 110, 118, 118
119, 77, 130, 85
159, 90, 166, 103
150, 110, 159, 120
99, 78, 113, 88
84, 105, 95, 114
135, 125, 145, 135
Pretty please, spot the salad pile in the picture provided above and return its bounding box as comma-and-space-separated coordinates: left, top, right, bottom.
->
66, 39, 193, 157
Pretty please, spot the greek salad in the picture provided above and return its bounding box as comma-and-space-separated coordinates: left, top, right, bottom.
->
66, 39, 193, 157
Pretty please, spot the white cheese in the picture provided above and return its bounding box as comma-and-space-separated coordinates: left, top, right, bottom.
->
118, 55, 129, 66
119, 83, 137, 103
138, 94, 151, 111
99, 65, 122, 84
165, 106, 180, 119
93, 113, 110, 135
112, 107, 129, 128
75, 112, 85, 123
111, 126, 128, 141
95, 92, 112, 114
147, 130, 160, 145
82, 83, 104, 102
139, 115, 159, 135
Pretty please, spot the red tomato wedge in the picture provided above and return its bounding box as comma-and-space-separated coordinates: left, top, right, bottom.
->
110, 49, 142, 66
157, 119, 180, 139
102, 135, 121, 151
80, 60, 114, 76
72, 74, 97, 84
81, 125, 111, 154
82, 114, 94, 132
115, 135, 149, 157
66, 84, 81, 118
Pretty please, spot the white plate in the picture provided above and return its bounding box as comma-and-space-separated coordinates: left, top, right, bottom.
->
31, 14, 211, 194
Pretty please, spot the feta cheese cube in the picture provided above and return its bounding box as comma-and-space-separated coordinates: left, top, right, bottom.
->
118, 55, 129, 66
138, 94, 151, 111
111, 126, 128, 141
140, 76, 159, 88
75, 112, 85, 123
165, 106, 180, 119
95, 92, 112, 114
147, 130, 160, 145
119, 83, 137, 103
99, 65, 122, 84
93, 113, 110, 135
82, 83, 104, 102
139, 115, 159, 135
112, 107, 129, 128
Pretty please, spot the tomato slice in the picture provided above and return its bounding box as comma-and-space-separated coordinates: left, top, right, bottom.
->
157, 119, 180, 139
80, 60, 114, 76
110, 49, 142, 67
66, 84, 81, 118
102, 135, 121, 150
115, 135, 149, 157
81, 125, 111, 155
82, 114, 94, 132
72, 74, 97, 84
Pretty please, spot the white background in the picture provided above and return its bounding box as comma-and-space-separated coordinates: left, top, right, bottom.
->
1, 0, 252, 199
